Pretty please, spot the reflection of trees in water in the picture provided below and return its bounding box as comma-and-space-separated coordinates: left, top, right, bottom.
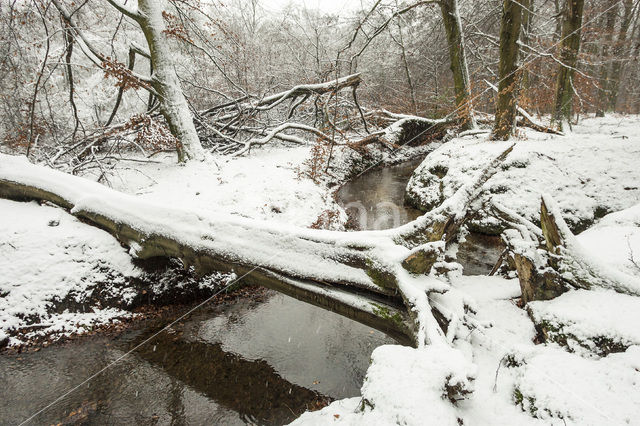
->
337, 159, 424, 231
133, 331, 329, 425
167, 377, 186, 426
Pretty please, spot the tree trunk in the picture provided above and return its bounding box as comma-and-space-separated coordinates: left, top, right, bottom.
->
492, 0, 523, 140
395, 20, 418, 115
0, 145, 516, 347
552, 0, 585, 129
520, 0, 534, 92
439, 0, 476, 130
136, 0, 205, 162
497, 196, 640, 303
595, 0, 619, 117
607, 0, 635, 112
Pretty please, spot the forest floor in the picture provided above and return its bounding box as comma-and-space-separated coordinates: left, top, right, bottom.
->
1, 115, 639, 425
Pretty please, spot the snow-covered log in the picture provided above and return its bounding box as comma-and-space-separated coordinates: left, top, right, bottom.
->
196, 74, 366, 155
497, 195, 640, 303
0, 145, 515, 346
361, 109, 456, 147
539, 194, 640, 296
201, 74, 362, 118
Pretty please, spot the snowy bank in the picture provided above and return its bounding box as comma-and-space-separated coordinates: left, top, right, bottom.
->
406, 115, 640, 234
0, 200, 139, 347
0, 145, 345, 347
528, 289, 640, 355
293, 275, 640, 426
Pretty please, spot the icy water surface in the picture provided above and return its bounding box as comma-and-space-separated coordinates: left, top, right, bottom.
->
1, 157, 502, 425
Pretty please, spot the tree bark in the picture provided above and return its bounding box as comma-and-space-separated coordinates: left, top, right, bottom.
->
52, 0, 206, 162
497, 196, 640, 303
607, 0, 635, 112
552, 0, 585, 129
0, 145, 516, 347
596, 0, 619, 117
492, 0, 523, 140
136, 0, 205, 162
439, 0, 476, 130
520, 0, 534, 92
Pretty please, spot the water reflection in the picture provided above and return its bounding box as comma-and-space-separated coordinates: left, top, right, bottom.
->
337, 160, 424, 230
133, 331, 328, 425
337, 158, 504, 274
0, 158, 503, 425
0, 293, 392, 425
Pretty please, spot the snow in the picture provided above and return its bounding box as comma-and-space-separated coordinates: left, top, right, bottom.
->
406, 115, 640, 233
0, 199, 139, 345
511, 345, 640, 424
528, 289, 640, 353
292, 344, 476, 426
109, 146, 340, 228
2, 116, 640, 424
0, 145, 348, 346
295, 274, 640, 426
541, 193, 640, 296
577, 202, 640, 279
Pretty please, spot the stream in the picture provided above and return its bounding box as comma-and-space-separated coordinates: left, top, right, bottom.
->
0, 158, 502, 425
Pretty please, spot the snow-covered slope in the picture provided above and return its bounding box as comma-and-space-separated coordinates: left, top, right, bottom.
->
406, 115, 640, 233
0, 200, 139, 346
293, 276, 640, 426
0, 145, 343, 346
109, 146, 343, 228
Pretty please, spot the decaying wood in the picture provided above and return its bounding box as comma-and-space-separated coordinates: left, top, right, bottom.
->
495, 195, 640, 303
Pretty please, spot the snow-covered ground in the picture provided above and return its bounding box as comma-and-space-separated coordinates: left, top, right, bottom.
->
406, 115, 640, 234
294, 275, 640, 426
109, 146, 342, 227
294, 116, 640, 426
0, 199, 139, 346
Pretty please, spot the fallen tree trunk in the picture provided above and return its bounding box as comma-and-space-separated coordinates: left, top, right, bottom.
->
200, 74, 362, 118
0, 145, 514, 346
496, 195, 640, 303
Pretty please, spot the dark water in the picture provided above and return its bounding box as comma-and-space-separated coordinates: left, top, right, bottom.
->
336, 159, 504, 275
337, 159, 425, 230
1, 158, 501, 425
0, 294, 393, 425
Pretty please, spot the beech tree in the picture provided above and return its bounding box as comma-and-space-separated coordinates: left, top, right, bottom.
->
51, 0, 205, 162
552, 0, 584, 129
492, 0, 523, 140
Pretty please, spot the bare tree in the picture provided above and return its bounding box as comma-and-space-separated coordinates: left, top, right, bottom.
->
492, 0, 523, 140
51, 0, 205, 162
552, 0, 585, 129
438, 0, 476, 129
606, 0, 636, 112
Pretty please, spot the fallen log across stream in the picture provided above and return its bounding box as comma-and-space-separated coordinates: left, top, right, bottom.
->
0, 146, 513, 348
